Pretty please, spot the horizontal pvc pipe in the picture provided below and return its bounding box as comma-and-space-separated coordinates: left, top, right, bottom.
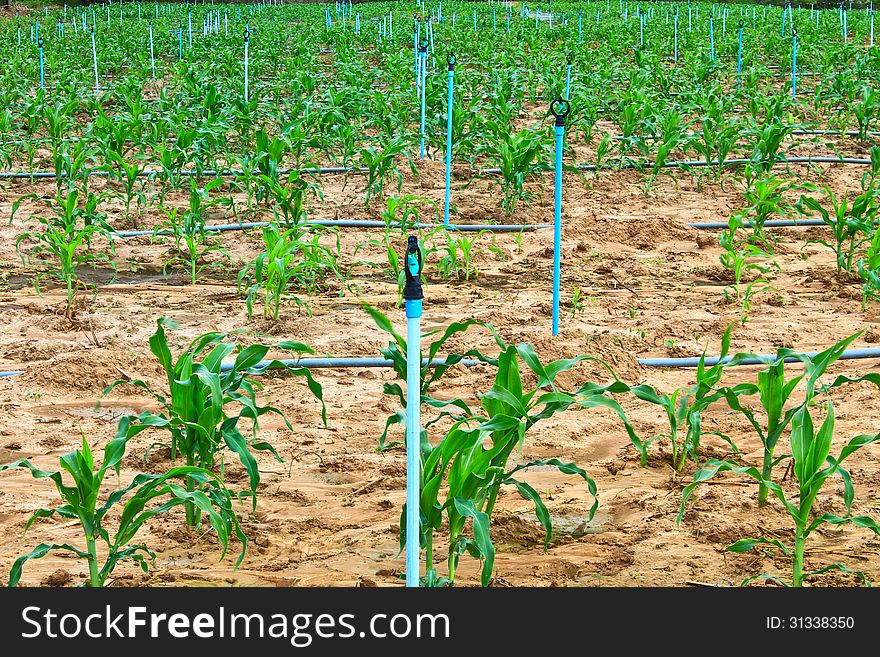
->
688, 218, 827, 229
220, 357, 484, 371
481, 156, 872, 175
0, 358, 484, 379
5, 158, 872, 183
639, 348, 880, 368
112, 220, 550, 238
612, 129, 880, 141
0, 166, 367, 180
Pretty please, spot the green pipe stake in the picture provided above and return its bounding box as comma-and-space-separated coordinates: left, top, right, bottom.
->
792, 28, 797, 97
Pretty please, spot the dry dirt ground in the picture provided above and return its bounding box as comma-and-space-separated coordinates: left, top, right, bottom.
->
0, 134, 879, 587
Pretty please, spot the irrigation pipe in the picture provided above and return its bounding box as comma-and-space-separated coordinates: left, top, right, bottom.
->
111, 219, 551, 238
639, 348, 880, 368
6, 347, 880, 377
688, 218, 828, 229
2, 157, 873, 183
0, 166, 368, 180
478, 156, 873, 176
0, 358, 483, 380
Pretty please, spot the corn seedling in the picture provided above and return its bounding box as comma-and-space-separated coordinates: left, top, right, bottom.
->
238, 223, 340, 319
719, 213, 779, 324
858, 228, 880, 308
0, 423, 246, 587
629, 326, 734, 469
797, 185, 878, 275
405, 343, 640, 586
715, 333, 863, 507
569, 286, 588, 316
436, 230, 483, 281
156, 178, 230, 285
13, 188, 115, 318
679, 402, 880, 586
104, 318, 326, 527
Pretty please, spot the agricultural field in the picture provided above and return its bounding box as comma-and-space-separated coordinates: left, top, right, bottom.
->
0, 0, 879, 590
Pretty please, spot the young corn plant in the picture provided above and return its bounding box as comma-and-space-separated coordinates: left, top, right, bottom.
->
0, 423, 246, 587
435, 230, 483, 281
716, 333, 862, 508
679, 402, 880, 587
797, 185, 878, 275
405, 343, 641, 586
359, 137, 412, 208
13, 189, 115, 318
858, 228, 880, 308
738, 175, 803, 247
156, 178, 230, 285
719, 213, 779, 325
237, 223, 340, 320
104, 318, 326, 527
363, 304, 495, 452
629, 326, 734, 470
484, 122, 548, 216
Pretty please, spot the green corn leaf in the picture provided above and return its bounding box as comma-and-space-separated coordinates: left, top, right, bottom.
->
806, 513, 880, 537
506, 478, 553, 549
8, 543, 90, 587
727, 536, 792, 556
453, 497, 495, 587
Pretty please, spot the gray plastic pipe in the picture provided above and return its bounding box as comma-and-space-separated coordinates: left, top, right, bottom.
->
112, 219, 550, 238
3, 157, 872, 182
639, 348, 880, 368
0, 166, 367, 180
0, 357, 483, 379
612, 129, 880, 140
576, 156, 872, 172
688, 218, 827, 229
221, 357, 484, 371
479, 156, 872, 175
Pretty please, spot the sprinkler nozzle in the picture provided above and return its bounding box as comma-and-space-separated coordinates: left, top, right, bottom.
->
403, 236, 423, 301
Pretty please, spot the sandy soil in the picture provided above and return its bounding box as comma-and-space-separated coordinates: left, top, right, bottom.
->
0, 138, 879, 587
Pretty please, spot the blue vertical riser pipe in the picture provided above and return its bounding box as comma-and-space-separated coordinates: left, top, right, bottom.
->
565, 52, 572, 99
550, 98, 569, 337
403, 236, 423, 588
419, 41, 427, 160
444, 54, 455, 227
244, 29, 249, 103
710, 15, 714, 61
791, 29, 797, 97
149, 21, 155, 80
737, 20, 744, 89
38, 38, 44, 89
91, 28, 99, 96
674, 9, 678, 62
